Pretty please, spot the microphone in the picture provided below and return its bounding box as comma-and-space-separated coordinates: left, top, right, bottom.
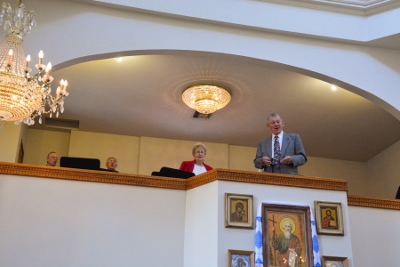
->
270, 157, 280, 173
271, 158, 279, 167
263, 157, 278, 172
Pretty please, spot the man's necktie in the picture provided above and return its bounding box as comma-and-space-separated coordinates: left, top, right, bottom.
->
274, 135, 281, 169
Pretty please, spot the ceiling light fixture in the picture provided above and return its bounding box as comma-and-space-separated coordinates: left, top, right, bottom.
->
182, 85, 231, 114
0, 0, 69, 126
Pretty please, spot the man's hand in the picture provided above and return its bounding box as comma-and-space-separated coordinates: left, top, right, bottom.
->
262, 156, 272, 166
280, 156, 292, 165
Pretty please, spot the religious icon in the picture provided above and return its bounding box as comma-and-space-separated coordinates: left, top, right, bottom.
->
321, 256, 349, 267
315, 201, 344, 235
225, 193, 253, 229
262, 204, 313, 267
228, 250, 254, 267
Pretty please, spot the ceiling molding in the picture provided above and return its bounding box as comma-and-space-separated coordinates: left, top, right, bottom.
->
260, 0, 400, 15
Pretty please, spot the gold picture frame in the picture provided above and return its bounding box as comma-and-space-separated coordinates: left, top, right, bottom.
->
262, 203, 313, 267
322, 256, 348, 267
314, 201, 344, 235
228, 249, 254, 267
225, 193, 254, 229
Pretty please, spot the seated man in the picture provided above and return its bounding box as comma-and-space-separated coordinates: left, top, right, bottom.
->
46, 152, 58, 166
106, 157, 118, 172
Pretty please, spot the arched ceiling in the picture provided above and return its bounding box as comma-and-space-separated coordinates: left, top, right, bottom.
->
32, 51, 400, 162
25, 0, 400, 163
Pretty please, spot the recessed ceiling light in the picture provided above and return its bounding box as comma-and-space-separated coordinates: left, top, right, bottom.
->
331, 85, 337, 91
116, 57, 123, 62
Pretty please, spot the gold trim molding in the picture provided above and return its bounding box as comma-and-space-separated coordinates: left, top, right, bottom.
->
0, 162, 347, 192
0, 162, 187, 190
4, 162, 400, 210
186, 169, 348, 191
348, 195, 400, 210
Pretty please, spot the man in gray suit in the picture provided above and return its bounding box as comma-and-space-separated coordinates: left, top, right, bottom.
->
254, 113, 307, 175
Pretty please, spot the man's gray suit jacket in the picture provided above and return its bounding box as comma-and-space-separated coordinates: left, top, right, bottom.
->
254, 133, 307, 175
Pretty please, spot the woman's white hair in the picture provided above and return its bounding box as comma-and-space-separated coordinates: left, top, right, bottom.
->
192, 143, 207, 155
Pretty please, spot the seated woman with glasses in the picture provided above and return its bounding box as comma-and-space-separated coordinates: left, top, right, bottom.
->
179, 143, 213, 175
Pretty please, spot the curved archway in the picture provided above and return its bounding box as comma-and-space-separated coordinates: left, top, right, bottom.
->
25, 0, 400, 121
47, 49, 400, 162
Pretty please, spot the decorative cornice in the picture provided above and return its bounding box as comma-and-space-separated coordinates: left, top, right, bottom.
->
0, 162, 187, 190
186, 169, 348, 191
1, 162, 348, 192
4, 162, 400, 211
3, 162, 400, 210
348, 195, 400, 210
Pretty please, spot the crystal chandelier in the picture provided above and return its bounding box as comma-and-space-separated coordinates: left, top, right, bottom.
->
0, 0, 69, 126
182, 85, 231, 114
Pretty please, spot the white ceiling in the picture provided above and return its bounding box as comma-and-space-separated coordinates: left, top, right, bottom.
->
263, 0, 400, 15
27, 0, 400, 163
32, 50, 400, 162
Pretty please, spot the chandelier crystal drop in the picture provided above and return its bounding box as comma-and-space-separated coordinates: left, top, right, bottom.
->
0, 0, 69, 126
182, 85, 231, 114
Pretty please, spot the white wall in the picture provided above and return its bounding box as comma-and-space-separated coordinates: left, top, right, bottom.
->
215, 181, 353, 266
0, 174, 186, 267
3, 172, 387, 267
184, 182, 219, 267
365, 139, 400, 198
349, 205, 400, 267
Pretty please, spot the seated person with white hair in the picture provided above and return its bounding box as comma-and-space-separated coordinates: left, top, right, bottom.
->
179, 143, 213, 175
106, 157, 119, 172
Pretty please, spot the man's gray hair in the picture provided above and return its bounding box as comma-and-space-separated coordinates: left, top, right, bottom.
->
267, 113, 282, 123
